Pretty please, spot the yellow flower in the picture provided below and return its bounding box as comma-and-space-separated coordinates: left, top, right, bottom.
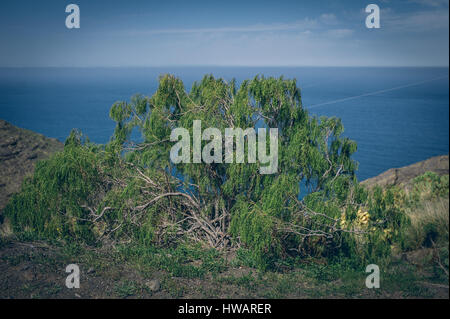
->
340, 212, 346, 228
356, 209, 370, 226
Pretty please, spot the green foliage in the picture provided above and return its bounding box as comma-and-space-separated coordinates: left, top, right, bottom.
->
4, 73, 414, 270
4, 130, 111, 243
117, 242, 226, 279
104, 74, 363, 269
410, 172, 449, 203
230, 201, 279, 270
115, 280, 140, 298
400, 172, 449, 251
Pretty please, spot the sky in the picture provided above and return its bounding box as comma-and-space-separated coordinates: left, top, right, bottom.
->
0, 0, 448, 67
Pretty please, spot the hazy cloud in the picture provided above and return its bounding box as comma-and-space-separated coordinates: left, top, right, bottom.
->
383, 9, 449, 31
125, 19, 320, 36
409, 0, 449, 7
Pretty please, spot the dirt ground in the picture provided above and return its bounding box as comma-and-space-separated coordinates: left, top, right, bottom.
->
0, 239, 448, 299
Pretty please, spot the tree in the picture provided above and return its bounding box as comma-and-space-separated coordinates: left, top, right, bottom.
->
107, 74, 358, 266
8, 74, 401, 269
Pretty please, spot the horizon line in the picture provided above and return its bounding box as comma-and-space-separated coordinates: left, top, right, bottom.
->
1, 65, 449, 69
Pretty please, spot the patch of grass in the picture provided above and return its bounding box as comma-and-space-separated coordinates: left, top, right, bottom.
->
29, 251, 60, 269
1, 252, 31, 266
41, 283, 63, 297
61, 242, 85, 258
22, 282, 62, 299
299, 261, 349, 283
116, 243, 227, 279
115, 280, 139, 298
15, 230, 42, 242
404, 198, 449, 250
218, 272, 258, 291
162, 276, 185, 298
269, 274, 297, 297
382, 261, 434, 298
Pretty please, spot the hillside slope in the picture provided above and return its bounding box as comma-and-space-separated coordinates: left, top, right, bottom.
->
361, 155, 449, 189
0, 120, 63, 213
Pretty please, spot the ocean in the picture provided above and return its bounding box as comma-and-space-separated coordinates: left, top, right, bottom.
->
0, 67, 448, 181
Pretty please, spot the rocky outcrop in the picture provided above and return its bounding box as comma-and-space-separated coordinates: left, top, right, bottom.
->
361, 155, 449, 189
0, 120, 63, 212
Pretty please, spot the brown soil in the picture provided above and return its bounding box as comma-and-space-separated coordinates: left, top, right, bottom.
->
0, 239, 447, 299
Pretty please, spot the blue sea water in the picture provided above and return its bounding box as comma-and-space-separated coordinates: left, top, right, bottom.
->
0, 67, 448, 181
